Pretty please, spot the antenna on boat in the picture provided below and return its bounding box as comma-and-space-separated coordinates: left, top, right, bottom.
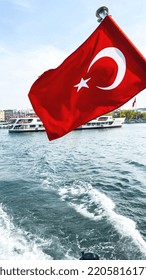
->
95, 6, 109, 22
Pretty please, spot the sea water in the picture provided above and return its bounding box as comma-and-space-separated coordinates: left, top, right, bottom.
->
0, 123, 146, 260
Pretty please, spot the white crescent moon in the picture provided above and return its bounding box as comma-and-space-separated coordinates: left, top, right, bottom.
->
88, 47, 126, 90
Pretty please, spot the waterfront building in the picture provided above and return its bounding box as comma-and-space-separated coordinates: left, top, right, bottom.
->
4, 109, 14, 121
0, 110, 5, 121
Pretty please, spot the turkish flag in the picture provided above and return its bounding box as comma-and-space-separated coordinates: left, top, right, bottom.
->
132, 97, 136, 107
28, 15, 146, 140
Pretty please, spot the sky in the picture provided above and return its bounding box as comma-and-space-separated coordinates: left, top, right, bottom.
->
0, 0, 146, 110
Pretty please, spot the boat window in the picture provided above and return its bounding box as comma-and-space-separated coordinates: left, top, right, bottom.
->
17, 119, 33, 123
30, 125, 36, 128
9, 119, 16, 124
14, 125, 21, 129
37, 119, 41, 122
28, 119, 33, 123
98, 116, 108, 121
17, 119, 23, 124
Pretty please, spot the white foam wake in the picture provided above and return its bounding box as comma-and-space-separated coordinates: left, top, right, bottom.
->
0, 204, 52, 260
58, 182, 146, 255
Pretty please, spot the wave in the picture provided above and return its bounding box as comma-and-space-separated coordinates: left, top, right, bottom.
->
58, 181, 146, 256
0, 204, 52, 260
126, 160, 146, 169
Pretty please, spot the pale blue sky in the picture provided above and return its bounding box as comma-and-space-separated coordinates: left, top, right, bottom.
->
0, 0, 146, 109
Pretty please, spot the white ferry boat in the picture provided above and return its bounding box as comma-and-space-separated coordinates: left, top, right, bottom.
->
76, 115, 125, 129
8, 115, 125, 133
8, 116, 45, 133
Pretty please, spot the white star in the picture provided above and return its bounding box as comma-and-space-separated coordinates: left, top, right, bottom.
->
74, 77, 91, 92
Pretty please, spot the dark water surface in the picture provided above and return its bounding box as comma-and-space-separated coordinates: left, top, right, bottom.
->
0, 124, 146, 260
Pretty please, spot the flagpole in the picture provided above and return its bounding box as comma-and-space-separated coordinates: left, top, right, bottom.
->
95, 6, 109, 22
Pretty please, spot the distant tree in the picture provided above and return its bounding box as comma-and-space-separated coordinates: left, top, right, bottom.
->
113, 110, 146, 120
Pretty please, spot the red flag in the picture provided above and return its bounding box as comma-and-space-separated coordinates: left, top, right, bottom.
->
28, 15, 146, 141
132, 97, 136, 107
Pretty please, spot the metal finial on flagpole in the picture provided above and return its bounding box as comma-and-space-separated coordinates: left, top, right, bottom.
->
95, 6, 109, 22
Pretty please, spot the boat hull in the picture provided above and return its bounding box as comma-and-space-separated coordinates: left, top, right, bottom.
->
9, 128, 45, 133
76, 124, 123, 130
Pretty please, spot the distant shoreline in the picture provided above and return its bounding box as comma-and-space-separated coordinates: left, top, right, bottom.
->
125, 119, 146, 124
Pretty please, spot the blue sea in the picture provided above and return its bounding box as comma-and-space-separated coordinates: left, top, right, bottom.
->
0, 124, 146, 260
